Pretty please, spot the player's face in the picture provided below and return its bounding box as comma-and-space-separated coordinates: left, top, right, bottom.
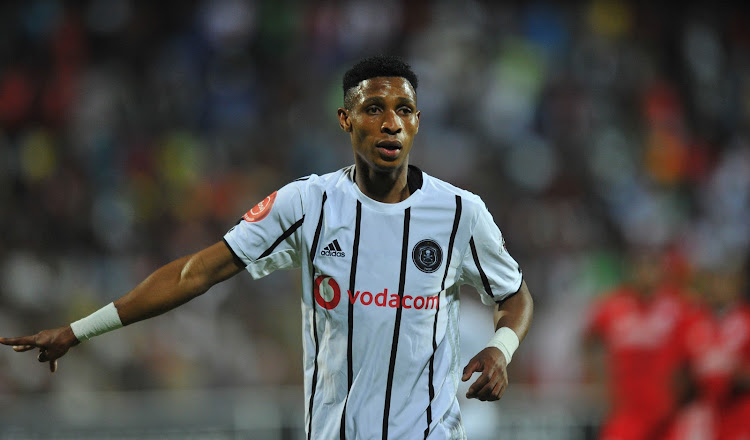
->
629, 250, 662, 295
703, 271, 741, 310
338, 77, 420, 173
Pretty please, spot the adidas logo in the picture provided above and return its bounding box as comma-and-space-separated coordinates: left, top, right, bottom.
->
320, 239, 346, 257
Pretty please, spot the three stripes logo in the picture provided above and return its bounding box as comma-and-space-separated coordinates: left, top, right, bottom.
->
320, 239, 345, 257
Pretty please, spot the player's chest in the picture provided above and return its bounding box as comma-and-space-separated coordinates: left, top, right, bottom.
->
688, 312, 750, 365
307, 202, 461, 299
608, 299, 682, 347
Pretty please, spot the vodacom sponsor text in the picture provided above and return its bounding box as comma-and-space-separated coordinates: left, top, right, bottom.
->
314, 275, 439, 310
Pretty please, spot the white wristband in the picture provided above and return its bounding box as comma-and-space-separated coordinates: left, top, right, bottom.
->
486, 327, 520, 364
70, 303, 123, 341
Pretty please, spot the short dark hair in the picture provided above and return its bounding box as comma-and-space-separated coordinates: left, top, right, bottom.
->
342, 55, 418, 108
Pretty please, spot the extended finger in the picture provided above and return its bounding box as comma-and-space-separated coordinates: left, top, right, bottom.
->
49, 360, 57, 373
12, 345, 35, 352
0, 336, 37, 347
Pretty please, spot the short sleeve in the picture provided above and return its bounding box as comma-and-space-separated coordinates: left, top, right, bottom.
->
223, 181, 306, 279
458, 203, 523, 305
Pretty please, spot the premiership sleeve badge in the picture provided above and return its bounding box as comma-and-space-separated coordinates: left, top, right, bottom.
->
243, 191, 278, 222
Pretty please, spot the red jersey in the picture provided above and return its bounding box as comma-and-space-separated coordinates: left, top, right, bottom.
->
681, 304, 750, 404
670, 303, 750, 440
586, 286, 692, 439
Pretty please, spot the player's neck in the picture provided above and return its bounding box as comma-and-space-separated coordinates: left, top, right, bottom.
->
353, 162, 410, 204
711, 300, 738, 317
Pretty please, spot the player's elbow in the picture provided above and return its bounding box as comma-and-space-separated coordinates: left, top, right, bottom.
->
179, 254, 213, 297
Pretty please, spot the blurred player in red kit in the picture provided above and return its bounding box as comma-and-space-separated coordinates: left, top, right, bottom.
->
584, 248, 694, 440
663, 267, 750, 440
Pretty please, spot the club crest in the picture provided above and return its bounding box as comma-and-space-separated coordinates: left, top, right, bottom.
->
412, 239, 443, 273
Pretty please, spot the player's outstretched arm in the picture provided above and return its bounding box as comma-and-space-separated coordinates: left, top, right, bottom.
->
0, 241, 244, 372
462, 280, 534, 401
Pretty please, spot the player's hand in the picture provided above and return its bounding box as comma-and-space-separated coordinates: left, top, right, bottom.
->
0, 326, 80, 373
461, 347, 508, 401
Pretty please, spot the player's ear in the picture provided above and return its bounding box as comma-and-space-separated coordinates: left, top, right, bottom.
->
338, 108, 352, 132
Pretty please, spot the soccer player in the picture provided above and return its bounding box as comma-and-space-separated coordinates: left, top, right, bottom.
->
583, 248, 693, 440
663, 268, 750, 440
0, 56, 534, 439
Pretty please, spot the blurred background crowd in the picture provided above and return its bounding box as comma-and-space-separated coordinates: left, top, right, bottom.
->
1, 0, 749, 438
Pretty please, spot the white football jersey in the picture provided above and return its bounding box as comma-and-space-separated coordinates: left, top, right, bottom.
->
224, 166, 522, 440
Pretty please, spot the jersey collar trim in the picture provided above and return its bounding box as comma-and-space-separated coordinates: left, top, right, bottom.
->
346, 165, 426, 212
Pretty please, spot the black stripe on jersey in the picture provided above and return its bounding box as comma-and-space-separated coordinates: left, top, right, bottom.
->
383, 207, 411, 440
425, 195, 462, 438
307, 192, 327, 440
340, 200, 362, 440
333, 239, 342, 252
222, 238, 247, 269
257, 216, 305, 259
294, 176, 311, 182
469, 236, 495, 302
